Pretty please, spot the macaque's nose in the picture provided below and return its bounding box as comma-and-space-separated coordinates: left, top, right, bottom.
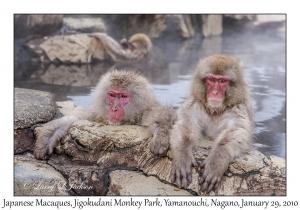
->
112, 98, 120, 111
212, 83, 219, 94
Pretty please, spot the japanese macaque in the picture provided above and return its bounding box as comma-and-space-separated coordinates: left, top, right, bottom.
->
170, 54, 254, 193
89, 33, 152, 63
34, 70, 175, 160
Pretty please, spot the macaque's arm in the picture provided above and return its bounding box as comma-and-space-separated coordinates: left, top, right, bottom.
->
170, 101, 201, 188
34, 107, 97, 160
89, 33, 139, 62
199, 106, 253, 193
142, 105, 176, 156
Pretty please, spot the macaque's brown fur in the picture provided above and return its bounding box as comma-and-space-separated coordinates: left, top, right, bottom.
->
89, 33, 152, 63
170, 54, 254, 193
34, 70, 175, 160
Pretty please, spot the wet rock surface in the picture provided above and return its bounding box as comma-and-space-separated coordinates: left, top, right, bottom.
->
201, 15, 223, 37
39, 34, 107, 63
36, 118, 285, 196
107, 170, 191, 196
14, 14, 63, 39
24, 98, 285, 196
48, 154, 108, 196
14, 88, 56, 129
14, 153, 71, 196
14, 128, 35, 154
14, 88, 56, 154
62, 17, 106, 34
14, 97, 286, 196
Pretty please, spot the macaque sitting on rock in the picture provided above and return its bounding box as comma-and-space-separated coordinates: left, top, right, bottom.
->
170, 54, 254, 193
89, 33, 152, 63
34, 70, 175, 160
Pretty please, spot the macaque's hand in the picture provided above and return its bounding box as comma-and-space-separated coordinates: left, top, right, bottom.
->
150, 131, 169, 156
34, 122, 58, 160
199, 156, 225, 193
171, 155, 198, 189
34, 116, 77, 160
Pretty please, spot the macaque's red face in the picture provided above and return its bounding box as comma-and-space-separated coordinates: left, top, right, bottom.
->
107, 89, 132, 124
206, 74, 230, 107
127, 42, 135, 52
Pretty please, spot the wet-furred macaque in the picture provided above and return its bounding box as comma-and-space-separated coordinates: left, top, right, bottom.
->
34, 70, 175, 160
170, 54, 254, 193
88, 33, 152, 63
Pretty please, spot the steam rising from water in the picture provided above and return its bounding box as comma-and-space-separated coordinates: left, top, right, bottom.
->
14, 29, 286, 158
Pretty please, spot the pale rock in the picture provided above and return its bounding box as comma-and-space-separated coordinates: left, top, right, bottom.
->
14, 88, 56, 129
55, 119, 286, 196
30, 102, 286, 196
254, 15, 285, 26
40, 34, 108, 63
62, 17, 106, 34
14, 153, 70, 196
201, 15, 223, 37
107, 170, 191, 196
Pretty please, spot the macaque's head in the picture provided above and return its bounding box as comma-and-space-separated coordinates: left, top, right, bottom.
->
121, 33, 152, 56
191, 54, 248, 114
92, 70, 156, 125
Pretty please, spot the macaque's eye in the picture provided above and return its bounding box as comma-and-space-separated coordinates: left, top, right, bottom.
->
209, 78, 216, 82
121, 94, 128, 98
109, 93, 116, 98
220, 79, 227, 83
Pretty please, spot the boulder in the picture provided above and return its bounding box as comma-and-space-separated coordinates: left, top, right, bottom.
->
14, 88, 56, 154
102, 15, 168, 38
224, 14, 285, 31
225, 14, 285, 27
201, 15, 223, 37
107, 170, 191, 195
48, 154, 108, 196
33, 119, 286, 196
39, 34, 108, 63
14, 14, 63, 39
14, 128, 35, 154
14, 88, 56, 129
14, 153, 71, 196
252, 15, 285, 29
23, 37, 49, 62
62, 17, 106, 34
172, 15, 195, 38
